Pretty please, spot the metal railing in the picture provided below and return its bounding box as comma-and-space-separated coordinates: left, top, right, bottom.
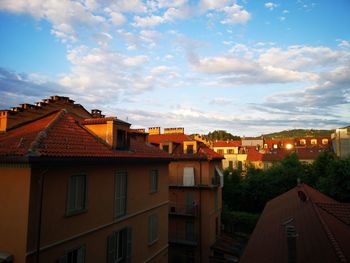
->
169, 202, 199, 216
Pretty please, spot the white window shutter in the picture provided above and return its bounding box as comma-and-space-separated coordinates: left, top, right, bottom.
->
183, 167, 195, 186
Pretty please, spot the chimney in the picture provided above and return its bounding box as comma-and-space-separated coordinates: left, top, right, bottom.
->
91, 109, 103, 118
82, 117, 131, 150
149, 127, 161, 135
164, 127, 184, 134
285, 225, 298, 263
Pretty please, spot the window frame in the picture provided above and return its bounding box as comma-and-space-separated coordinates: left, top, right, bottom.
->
149, 169, 159, 193
115, 170, 128, 218
148, 213, 159, 245
59, 245, 86, 263
66, 174, 88, 216
107, 227, 132, 263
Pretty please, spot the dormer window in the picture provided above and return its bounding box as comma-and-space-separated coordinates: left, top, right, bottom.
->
300, 139, 306, 145
322, 138, 328, 145
183, 140, 197, 154
162, 145, 169, 153
117, 129, 127, 150
187, 145, 194, 154
311, 139, 317, 145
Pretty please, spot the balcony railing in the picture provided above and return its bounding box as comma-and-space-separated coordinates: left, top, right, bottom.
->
169, 202, 199, 217
169, 230, 199, 246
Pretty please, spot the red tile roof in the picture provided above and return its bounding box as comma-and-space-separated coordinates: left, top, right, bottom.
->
240, 184, 350, 263
0, 110, 170, 160
246, 147, 263, 162
212, 140, 241, 147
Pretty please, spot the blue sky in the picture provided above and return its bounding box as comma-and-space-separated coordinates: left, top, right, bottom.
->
0, 0, 349, 136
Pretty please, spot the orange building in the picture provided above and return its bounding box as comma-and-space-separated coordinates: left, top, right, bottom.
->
0, 96, 171, 263
148, 128, 224, 263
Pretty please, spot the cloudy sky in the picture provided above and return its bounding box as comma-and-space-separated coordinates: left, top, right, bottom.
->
0, 0, 349, 136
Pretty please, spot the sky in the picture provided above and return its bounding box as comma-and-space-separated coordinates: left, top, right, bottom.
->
0, 0, 349, 136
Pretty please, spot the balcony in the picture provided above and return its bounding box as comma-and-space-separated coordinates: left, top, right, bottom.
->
169, 230, 199, 246
169, 202, 199, 217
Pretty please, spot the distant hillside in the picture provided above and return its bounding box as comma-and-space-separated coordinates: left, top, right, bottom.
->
201, 130, 241, 141
261, 129, 334, 139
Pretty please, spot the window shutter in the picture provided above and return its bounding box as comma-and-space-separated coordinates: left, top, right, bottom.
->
107, 233, 116, 263
77, 246, 85, 263
127, 227, 132, 263
183, 167, 195, 186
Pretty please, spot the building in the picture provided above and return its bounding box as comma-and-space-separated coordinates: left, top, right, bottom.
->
332, 126, 350, 159
212, 137, 332, 172
148, 128, 224, 263
212, 141, 246, 170
0, 96, 171, 263
240, 183, 350, 263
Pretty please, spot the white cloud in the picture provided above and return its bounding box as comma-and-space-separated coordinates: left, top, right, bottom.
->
265, 2, 278, 10
109, 11, 126, 26
0, 0, 106, 42
200, 0, 230, 10
221, 4, 251, 24
338, 40, 350, 48
123, 55, 149, 67
133, 15, 165, 27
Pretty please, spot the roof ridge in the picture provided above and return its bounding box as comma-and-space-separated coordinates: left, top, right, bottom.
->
27, 109, 67, 156
303, 186, 348, 263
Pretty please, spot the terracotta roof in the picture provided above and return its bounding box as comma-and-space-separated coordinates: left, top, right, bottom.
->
212, 140, 241, 147
246, 147, 263, 162
262, 148, 327, 162
240, 184, 350, 263
198, 147, 224, 160
0, 110, 170, 160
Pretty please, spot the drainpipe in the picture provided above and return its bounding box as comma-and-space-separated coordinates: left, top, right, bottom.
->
36, 168, 48, 263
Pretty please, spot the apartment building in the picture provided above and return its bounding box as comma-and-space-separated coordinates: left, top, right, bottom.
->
212, 141, 246, 170
332, 126, 350, 159
148, 128, 224, 263
213, 136, 332, 172
0, 96, 171, 263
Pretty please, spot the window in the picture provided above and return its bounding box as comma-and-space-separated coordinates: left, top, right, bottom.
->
185, 221, 195, 241
217, 149, 224, 155
228, 161, 233, 169
227, 149, 234, 154
311, 139, 317, 145
273, 143, 278, 149
185, 191, 195, 214
322, 138, 329, 145
115, 171, 127, 218
107, 228, 132, 263
187, 144, 194, 154
300, 139, 306, 145
59, 245, 85, 263
150, 169, 158, 193
162, 145, 169, 153
148, 213, 159, 244
117, 129, 127, 149
67, 175, 87, 215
